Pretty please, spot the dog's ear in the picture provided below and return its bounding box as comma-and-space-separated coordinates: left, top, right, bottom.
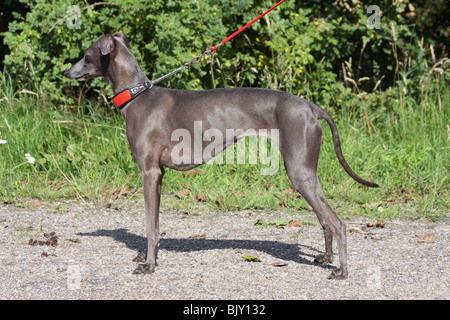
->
99, 34, 115, 56
113, 32, 131, 49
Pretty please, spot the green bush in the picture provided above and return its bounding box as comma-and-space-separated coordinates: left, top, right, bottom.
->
1, 0, 446, 109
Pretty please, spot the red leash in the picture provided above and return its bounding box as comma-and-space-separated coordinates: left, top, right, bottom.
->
114, 0, 287, 108
115, 0, 287, 108
211, 0, 287, 51
145, 0, 287, 89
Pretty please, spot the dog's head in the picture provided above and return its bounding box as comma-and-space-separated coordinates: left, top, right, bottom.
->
64, 32, 131, 81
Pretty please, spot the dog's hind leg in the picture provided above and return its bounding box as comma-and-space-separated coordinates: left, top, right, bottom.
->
280, 116, 348, 279
291, 173, 348, 279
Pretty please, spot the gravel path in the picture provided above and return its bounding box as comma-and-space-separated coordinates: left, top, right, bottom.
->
0, 200, 448, 300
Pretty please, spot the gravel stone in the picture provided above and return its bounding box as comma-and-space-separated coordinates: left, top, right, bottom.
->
0, 200, 448, 300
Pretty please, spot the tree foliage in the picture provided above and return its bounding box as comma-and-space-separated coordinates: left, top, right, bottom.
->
1, 0, 448, 106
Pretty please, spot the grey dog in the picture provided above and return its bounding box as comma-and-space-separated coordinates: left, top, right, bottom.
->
65, 32, 378, 279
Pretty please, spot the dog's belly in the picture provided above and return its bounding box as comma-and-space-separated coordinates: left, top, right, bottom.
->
160, 136, 235, 171
159, 128, 275, 171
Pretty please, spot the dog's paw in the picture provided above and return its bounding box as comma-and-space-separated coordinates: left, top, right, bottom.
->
132, 263, 155, 275
327, 268, 348, 280
314, 253, 333, 264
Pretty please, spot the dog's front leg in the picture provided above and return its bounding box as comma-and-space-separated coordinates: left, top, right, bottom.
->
133, 166, 165, 274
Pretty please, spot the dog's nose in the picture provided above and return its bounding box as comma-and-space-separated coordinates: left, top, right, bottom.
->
64, 68, 73, 79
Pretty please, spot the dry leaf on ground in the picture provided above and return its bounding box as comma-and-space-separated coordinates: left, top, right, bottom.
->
349, 227, 371, 235
176, 189, 190, 198
288, 220, 301, 227
418, 234, 436, 243
215, 196, 224, 208
189, 233, 206, 239
30, 202, 44, 207
195, 194, 206, 202
271, 261, 288, 267
367, 219, 386, 228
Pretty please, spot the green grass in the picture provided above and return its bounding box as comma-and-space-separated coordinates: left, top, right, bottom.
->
0, 68, 448, 221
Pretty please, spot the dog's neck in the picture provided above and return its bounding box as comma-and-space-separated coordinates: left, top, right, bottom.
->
106, 51, 149, 95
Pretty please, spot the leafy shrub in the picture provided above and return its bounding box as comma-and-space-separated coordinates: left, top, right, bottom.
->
1, 0, 446, 111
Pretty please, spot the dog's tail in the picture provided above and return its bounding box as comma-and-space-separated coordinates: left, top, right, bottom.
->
313, 105, 379, 188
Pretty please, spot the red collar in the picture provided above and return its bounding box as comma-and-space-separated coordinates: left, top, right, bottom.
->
112, 81, 152, 109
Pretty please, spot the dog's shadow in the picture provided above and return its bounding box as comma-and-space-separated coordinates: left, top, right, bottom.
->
77, 228, 334, 270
